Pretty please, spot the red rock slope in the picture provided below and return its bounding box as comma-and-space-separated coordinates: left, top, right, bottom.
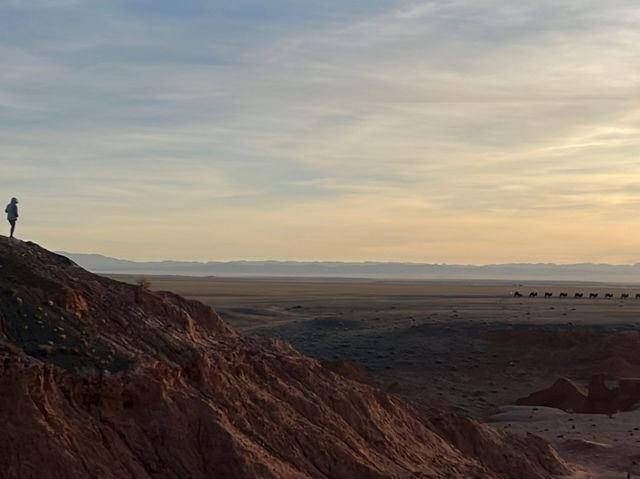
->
0, 238, 571, 478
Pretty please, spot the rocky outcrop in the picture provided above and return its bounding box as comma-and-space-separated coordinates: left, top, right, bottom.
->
0, 237, 572, 478
517, 375, 640, 414
516, 378, 589, 412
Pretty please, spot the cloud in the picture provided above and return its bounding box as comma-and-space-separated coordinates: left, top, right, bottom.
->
1, 0, 639, 262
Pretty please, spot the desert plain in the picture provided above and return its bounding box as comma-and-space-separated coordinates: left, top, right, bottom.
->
114, 276, 640, 478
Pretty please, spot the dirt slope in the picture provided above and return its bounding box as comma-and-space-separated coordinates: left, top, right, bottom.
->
0, 237, 571, 478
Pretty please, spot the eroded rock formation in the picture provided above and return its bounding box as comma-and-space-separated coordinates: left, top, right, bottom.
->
0, 238, 571, 478
517, 375, 640, 414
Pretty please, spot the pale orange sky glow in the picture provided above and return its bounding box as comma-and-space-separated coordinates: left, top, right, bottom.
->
2, 1, 639, 264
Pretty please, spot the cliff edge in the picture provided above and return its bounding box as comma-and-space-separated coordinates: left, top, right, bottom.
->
0, 238, 571, 478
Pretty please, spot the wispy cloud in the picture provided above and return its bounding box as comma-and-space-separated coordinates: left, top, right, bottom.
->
1, 0, 639, 262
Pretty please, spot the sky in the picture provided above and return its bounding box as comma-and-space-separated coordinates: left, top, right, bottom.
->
1, 0, 639, 264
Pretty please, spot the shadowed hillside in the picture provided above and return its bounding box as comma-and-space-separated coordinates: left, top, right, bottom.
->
0, 238, 572, 478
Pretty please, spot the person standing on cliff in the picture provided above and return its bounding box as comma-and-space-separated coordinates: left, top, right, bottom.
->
5, 197, 18, 238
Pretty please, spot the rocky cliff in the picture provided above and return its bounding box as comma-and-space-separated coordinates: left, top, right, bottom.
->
0, 238, 571, 478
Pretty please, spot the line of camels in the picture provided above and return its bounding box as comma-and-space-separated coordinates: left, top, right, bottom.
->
513, 291, 640, 299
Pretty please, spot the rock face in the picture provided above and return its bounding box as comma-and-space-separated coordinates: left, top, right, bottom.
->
517, 375, 640, 414
516, 378, 589, 413
0, 238, 571, 478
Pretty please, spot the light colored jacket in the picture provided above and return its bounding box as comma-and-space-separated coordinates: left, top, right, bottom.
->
5, 200, 18, 221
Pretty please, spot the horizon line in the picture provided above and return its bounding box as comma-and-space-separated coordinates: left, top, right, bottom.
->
58, 251, 640, 268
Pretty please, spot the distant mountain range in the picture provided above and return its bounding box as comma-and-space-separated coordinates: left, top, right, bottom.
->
58, 252, 640, 283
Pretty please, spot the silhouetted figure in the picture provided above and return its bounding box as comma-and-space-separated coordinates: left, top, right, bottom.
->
5, 197, 18, 238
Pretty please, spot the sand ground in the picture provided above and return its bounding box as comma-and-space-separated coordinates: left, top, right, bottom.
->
114, 276, 640, 478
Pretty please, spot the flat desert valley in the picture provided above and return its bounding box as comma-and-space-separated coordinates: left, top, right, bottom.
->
115, 276, 640, 478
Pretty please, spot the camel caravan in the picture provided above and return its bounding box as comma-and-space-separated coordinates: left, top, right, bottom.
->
513, 291, 640, 299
